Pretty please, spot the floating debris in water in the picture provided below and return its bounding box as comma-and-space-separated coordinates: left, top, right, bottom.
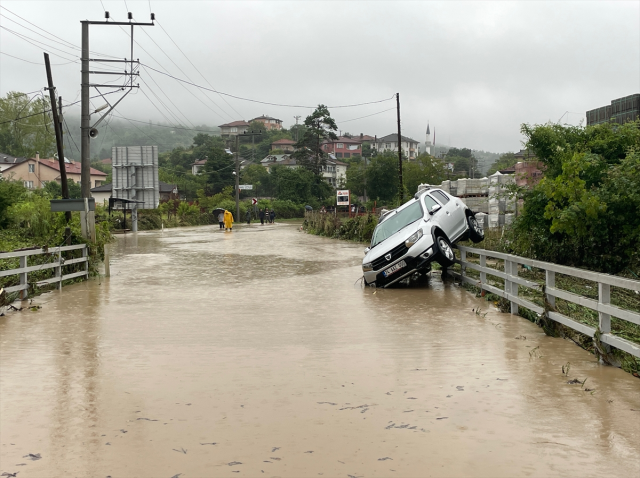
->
22, 454, 41, 461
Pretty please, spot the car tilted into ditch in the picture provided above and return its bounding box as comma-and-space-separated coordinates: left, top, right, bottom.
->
362, 187, 484, 288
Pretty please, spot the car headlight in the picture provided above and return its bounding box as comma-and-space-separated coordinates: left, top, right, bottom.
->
405, 228, 424, 248
362, 262, 373, 272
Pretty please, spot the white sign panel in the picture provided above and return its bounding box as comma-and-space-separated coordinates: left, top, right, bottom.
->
239, 184, 253, 190
112, 145, 159, 209
337, 189, 350, 206
251, 198, 258, 205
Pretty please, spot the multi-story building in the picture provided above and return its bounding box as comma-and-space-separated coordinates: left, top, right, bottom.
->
586, 94, 639, 126
250, 115, 283, 130
1, 156, 106, 189
372, 134, 420, 160
0, 152, 26, 172
218, 120, 250, 138
260, 153, 346, 188
321, 136, 362, 159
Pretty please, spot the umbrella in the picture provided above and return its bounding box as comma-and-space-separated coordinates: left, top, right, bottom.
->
212, 208, 225, 216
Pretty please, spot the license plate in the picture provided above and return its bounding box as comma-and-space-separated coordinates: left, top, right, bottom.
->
383, 260, 406, 277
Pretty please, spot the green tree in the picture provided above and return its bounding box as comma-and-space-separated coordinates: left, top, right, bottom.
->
0, 91, 56, 158
487, 152, 517, 175
293, 105, 338, 176
202, 146, 235, 194
403, 154, 447, 195
365, 152, 400, 204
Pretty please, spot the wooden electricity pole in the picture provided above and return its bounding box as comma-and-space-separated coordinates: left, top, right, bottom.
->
44, 53, 71, 222
396, 92, 403, 202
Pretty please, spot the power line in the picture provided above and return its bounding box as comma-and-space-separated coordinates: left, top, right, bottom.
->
156, 20, 242, 119
0, 50, 75, 66
140, 63, 395, 109
139, 75, 195, 128
339, 107, 396, 124
135, 24, 233, 121
0, 5, 120, 58
0, 25, 80, 62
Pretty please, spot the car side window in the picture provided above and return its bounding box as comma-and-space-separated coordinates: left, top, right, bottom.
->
424, 194, 439, 212
432, 190, 450, 204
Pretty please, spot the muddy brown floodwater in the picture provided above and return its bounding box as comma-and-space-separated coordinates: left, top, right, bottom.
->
1, 223, 639, 478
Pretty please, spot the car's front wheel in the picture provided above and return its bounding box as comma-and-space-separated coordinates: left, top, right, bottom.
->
467, 213, 485, 243
435, 235, 455, 267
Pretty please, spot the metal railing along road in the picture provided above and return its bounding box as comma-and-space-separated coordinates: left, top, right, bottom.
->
448, 245, 640, 359
0, 244, 89, 299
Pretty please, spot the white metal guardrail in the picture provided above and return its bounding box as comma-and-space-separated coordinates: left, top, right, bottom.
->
0, 244, 89, 299
448, 245, 640, 359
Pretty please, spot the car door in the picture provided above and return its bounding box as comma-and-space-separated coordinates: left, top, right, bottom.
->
430, 189, 465, 239
424, 193, 454, 235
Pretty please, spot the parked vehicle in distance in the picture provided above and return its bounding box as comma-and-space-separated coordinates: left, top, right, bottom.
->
362, 187, 484, 288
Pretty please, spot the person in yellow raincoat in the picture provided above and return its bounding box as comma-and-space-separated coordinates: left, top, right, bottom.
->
223, 210, 234, 231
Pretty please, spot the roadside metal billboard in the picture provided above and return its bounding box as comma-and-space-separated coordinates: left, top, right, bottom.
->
112, 145, 159, 209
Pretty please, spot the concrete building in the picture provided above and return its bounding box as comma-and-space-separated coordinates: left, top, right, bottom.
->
192, 158, 207, 175
321, 136, 362, 159
271, 138, 296, 152
586, 94, 639, 126
250, 115, 283, 130
372, 133, 420, 160
2, 156, 106, 190
218, 120, 250, 138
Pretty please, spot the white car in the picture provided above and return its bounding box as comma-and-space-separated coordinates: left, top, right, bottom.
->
362, 187, 484, 287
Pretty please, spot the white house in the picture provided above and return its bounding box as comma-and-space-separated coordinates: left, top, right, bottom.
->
372, 133, 420, 160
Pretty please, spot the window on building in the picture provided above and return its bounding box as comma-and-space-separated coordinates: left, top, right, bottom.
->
344, 153, 351, 159
231, 127, 238, 133
386, 143, 391, 149
270, 120, 275, 123
28, 164, 35, 173
336, 153, 343, 158
23, 180, 34, 189
336, 143, 344, 149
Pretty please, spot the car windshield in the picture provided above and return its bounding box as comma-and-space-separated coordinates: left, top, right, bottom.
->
371, 201, 423, 247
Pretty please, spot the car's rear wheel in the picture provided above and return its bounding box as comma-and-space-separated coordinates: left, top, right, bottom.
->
435, 234, 455, 267
467, 213, 485, 243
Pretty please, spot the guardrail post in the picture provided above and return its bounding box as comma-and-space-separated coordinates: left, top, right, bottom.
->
545, 270, 555, 309
598, 283, 611, 334
19, 255, 27, 300
56, 249, 62, 291
504, 260, 512, 309
480, 254, 486, 289
460, 250, 466, 278
510, 260, 519, 315
83, 246, 89, 279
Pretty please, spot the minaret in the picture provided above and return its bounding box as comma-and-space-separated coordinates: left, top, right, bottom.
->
425, 123, 432, 155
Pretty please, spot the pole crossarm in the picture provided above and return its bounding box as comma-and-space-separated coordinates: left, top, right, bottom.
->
82, 21, 155, 26
87, 71, 139, 75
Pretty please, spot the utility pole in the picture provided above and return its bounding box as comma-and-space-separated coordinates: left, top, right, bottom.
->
44, 53, 71, 222
396, 92, 403, 202
236, 130, 262, 220
80, 11, 155, 239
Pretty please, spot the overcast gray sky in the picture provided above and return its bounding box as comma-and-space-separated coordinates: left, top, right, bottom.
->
1, 0, 639, 153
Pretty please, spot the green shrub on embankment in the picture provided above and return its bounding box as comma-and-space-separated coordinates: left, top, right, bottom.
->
303, 212, 378, 243
0, 180, 113, 299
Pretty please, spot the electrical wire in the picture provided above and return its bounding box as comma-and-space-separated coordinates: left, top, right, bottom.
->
0, 26, 80, 62
135, 24, 233, 121
0, 51, 76, 66
339, 107, 396, 123
62, 116, 81, 156
156, 19, 241, 119
139, 74, 196, 128
141, 63, 395, 109
0, 5, 120, 58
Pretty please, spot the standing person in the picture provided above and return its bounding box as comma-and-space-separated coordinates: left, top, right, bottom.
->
269, 209, 276, 224
259, 208, 265, 225
245, 209, 251, 225
217, 211, 225, 229
264, 208, 270, 224
223, 210, 234, 231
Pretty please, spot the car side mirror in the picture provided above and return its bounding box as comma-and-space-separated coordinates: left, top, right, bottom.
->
364, 247, 370, 255
429, 204, 442, 215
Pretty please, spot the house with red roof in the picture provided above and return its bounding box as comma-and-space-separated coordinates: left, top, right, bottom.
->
1, 156, 107, 190
321, 136, 362, 160
270, 138, 296, 152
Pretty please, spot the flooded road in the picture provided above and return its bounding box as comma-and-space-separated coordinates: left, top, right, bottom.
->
1, 223, 639, 478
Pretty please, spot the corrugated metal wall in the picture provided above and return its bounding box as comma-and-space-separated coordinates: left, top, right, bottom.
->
112, 146, 159, 209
